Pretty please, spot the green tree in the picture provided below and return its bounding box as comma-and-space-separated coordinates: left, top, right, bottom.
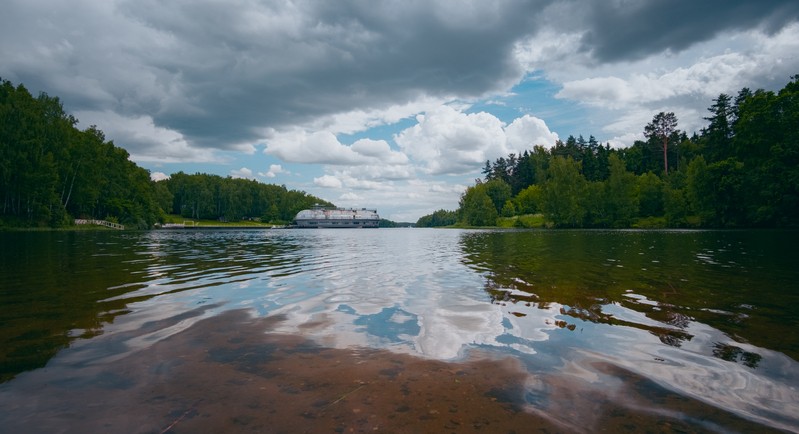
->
501, 200, 516, 217
541, 156, 587, 227
637, 172, 664, 217
483, 179, 512, 215
663, 185, 689, 227
416, 209, 457, 227
513, 184, 541, 215
644, 112, 678, 175
602, 154, 638, 227
686, 156, 714, 224
703, 93, 733, 162
734, 76, 799, 226
706, 158, 746, 227
459, 183, 498, 226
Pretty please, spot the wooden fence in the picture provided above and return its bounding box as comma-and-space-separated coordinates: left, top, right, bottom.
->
74, 219, 125, 230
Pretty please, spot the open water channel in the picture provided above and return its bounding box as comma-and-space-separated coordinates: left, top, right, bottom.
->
1, 228, 798, 432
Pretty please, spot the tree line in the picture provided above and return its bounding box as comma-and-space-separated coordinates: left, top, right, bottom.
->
161, 172, 332, 223
418, 75, 799, 228
0, 78, 330, 228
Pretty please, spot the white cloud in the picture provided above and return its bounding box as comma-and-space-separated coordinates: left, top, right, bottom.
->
265, 129, 410, 167
150, 171, 170, 181
429, 182, 467, 194
514, 28, 587, 74
339, 192, 363, 201
301, 96, 449, 136
606, 133, 643, 149
74, 110, 222, 163
395, 105, 558, 175
555, 52, 757, 109
505, 115, 560, 149
349, 165, 416, 181
541, 23, 799, 147
395, 106, 506, 175
313, 175, 343, 189
265, 130, 357, 164
230, 167, 256, 180
351, 138, 408, 164
259, 164, 288, 178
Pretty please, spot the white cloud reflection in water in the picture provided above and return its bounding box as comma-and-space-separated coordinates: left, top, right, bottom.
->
30, 228, 799, 431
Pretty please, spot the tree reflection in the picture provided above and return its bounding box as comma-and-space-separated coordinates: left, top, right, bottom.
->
712, 343, 762, 368
460, 229, 797, 366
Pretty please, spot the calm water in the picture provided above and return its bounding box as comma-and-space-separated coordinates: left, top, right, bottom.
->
1, 228, 798, 432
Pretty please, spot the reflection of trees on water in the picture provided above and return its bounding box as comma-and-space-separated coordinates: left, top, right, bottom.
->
712, 343, 762, 368
0, 230, 306, 383
461, 230, 774, 369
487, 284, 762, 368
0, 232, 146, 383
488, 286, 696, 348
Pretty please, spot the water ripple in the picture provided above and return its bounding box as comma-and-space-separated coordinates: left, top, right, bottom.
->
2, 228, 798, 431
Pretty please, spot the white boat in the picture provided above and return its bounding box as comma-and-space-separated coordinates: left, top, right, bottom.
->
294, 206, 380, 228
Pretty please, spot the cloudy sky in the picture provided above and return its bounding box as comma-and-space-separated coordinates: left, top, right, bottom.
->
2, 1, 798, 221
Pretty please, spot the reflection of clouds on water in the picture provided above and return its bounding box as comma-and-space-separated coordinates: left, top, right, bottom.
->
263, 270, 514, 359
415, 297, 506, 359
496, 301, 560, 355
577, 340, 799, 432
232, 229, 559, 360
487, 287, 799, 430
353, 306, 420, 344
80, 229, 799, 431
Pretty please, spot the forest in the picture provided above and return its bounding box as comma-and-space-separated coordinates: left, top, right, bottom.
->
0, 78, 330, 228
418, 75, 799, 229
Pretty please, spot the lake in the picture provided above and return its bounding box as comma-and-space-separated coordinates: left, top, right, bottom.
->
1, 228, 797, 432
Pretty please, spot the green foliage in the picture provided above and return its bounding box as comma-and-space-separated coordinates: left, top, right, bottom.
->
644, 112, 678, 175
601, 154, 639, 227
703, 93, 734, 163
457, 75, 799, 229
663, 185, 689, 227
541, 157, 587, 227
379, 219, 413, 228
163, 172, 332, 224
631, 216, 668, 229
513, 184, 541, 215
458, 182, 499, 226
0, 79, 159, 228
686, 156, 715, 224
415, 209, 457, 227
483, 179, 511, 215
514, 213, 546, 228
0, 78, 334, 229
501, 200, 516, 217
637, 172, 664, 217
705, 158, 746, 227
496, 213, 545, 228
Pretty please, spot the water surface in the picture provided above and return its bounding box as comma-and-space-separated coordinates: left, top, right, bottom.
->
1, 229, 797, 432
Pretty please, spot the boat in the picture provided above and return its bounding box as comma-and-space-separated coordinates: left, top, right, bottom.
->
294, 206, 380, 228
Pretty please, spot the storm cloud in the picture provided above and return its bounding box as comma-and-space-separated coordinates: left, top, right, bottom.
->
2, 0, 550, 151
579, 0, 799, 62
2, 0, 797, 155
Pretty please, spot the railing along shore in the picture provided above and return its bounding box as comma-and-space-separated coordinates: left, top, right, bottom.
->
74, 219, 125, 230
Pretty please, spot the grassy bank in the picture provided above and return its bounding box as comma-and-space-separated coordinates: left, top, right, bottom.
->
161, 215, 284, 228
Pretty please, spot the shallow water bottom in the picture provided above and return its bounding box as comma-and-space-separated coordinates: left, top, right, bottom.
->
0, 309, 781, 434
